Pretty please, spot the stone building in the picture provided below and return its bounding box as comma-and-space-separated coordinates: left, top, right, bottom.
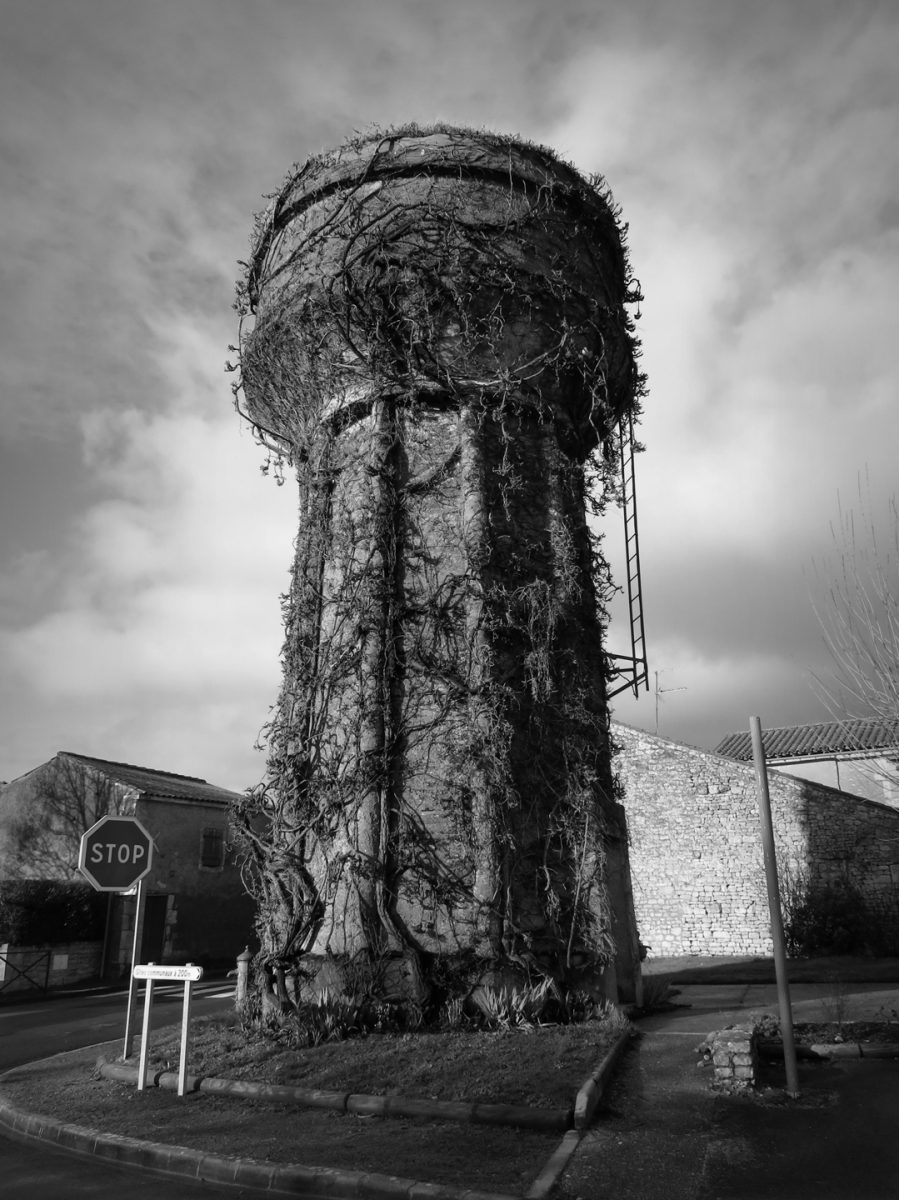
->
614, 722, 899, 957
716, 718, 899, 810
0, 751, 254, 973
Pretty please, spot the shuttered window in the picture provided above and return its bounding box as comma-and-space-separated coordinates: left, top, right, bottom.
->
200, 826, 225, 870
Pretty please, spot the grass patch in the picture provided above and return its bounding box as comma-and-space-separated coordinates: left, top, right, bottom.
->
0, 1008, 632, 1194
145, 1011, 628, 1109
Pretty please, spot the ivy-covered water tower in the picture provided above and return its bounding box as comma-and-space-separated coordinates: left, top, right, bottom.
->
232, 125, 647, 1007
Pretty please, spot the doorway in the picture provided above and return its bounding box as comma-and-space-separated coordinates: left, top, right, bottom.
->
140, 894, 169, 962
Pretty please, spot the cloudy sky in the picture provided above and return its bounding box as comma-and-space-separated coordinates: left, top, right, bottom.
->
1, 0, 896, 791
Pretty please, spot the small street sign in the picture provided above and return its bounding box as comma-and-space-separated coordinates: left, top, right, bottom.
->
78, 815, 154, 892
133, 964, 203, 982
133, 963, 203, 1096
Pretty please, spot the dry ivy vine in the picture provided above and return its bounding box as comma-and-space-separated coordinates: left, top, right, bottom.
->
227, 124, 646, 1008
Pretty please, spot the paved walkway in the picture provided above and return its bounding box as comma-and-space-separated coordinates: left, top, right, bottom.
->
560, 980, 899, 1199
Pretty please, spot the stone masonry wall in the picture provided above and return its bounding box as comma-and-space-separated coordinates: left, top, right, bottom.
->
0, 940, 102, 994
613, 723, 899, 957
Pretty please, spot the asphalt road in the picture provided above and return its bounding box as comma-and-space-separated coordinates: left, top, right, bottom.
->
0, 979, 249, 1198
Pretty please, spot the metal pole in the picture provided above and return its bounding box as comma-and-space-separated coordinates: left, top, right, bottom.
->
122, 878, 147, 1059
99, 893, 113, 979
137, 971, 154, 1091
179, 970, 195, 1097
750, 716, 800, 1097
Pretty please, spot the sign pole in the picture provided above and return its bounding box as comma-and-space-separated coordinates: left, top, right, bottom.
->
137, 967, 155, 1091
750, 716, 800, 1098
179, 967, 196, 1096
77, 814, 155, 1061
99, 893, 113, 979
123, 877, 147, 1060
130, 963, 203, 1096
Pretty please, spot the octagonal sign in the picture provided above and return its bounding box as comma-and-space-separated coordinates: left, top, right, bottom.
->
78, 815, 154, 892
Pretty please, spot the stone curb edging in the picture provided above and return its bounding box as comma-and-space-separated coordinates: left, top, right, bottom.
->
523, 1029, 633, 1200
97, 1060, 571, 1133
0, 1087, 519, 1200
809, 1042, 899, 1060
523, 1132, 581, 1200
0, 1031, 632, 1200
572, 1029, 632, 1131
756, 1038, 899, 1061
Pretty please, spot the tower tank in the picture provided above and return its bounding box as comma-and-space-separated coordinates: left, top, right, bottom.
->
233, 126, 645, 1004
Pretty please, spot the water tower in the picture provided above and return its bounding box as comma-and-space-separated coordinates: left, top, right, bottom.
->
233, 126, 647, 1005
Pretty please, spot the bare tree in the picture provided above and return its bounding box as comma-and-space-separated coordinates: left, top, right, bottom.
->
812, 475, 899, 778
0, 755, 132, 881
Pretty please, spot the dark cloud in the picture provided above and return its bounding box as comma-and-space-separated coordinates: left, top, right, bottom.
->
1, 0, 897, 786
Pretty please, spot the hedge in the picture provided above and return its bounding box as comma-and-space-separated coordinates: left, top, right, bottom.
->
0, 880, 106, 945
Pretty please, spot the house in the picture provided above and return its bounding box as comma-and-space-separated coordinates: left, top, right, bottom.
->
715, 718, 899, 808
0, 751, 256, 977
613, 722, 899, 958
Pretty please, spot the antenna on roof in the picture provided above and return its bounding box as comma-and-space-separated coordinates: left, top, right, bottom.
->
654, 670, 686, 735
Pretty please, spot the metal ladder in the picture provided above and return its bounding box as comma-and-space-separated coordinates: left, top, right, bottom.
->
607, 409, 649, 699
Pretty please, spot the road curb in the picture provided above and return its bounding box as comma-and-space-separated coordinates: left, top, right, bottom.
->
524, 1130, 582, 1200
572, 1029, 632, 1131
757, 1039, 899, 1061
522, 1029, 633, 1200
810, 1042, 899, 1059
97, 1058, 573, 1132
1, 1028, 634, 1200
0, 1086, 520, 1200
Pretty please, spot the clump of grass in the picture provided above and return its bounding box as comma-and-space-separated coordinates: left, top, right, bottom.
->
467, 980, 632, 1033
635, 974, 678, 1013
469, 980, 553, 1030
819, 971, 853, 1028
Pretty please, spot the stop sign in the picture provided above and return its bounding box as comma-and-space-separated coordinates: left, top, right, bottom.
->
78, 815, 154, 892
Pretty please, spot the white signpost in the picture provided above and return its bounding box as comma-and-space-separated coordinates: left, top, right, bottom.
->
133, 962, 204, 1097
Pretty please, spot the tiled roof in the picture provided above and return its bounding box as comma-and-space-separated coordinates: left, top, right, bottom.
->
60, 752, 241, 805
715, 718, 899, 762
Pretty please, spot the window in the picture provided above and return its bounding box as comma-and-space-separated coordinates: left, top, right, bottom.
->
200, 826, 225, 870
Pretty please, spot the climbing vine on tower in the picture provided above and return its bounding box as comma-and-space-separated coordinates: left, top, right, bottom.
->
228, 124, 646, 1009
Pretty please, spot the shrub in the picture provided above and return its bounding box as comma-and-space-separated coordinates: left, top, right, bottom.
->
780, 871, 898, 957
288, 988, 364, 1046
469, 980, 553, 1030
466, 980, 629, 1032
255, 976, 629, 1045
439, 996, 467, 1030
638, 974, 678, 1012
281, 989, 410, 1048
0, 880, 106, 945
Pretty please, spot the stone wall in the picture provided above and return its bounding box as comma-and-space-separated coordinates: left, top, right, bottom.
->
613, 723, 899, 957
0, 939, 102, 995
